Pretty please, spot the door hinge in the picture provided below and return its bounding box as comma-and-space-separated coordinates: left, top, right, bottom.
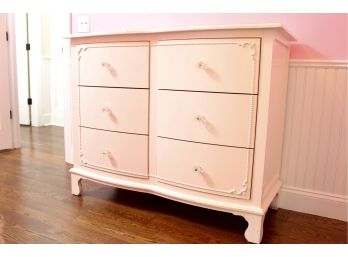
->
27, 98, 32, 105
26, 43, 30, 51
6, 31, 8, 41
10, 110, 13, 119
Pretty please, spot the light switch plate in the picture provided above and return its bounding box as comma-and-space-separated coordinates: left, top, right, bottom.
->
77, 16, 90, 33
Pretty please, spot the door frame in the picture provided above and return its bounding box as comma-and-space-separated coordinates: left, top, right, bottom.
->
63, 14, 73, 164
6, 13, 21, 149
7, 13, 73, 160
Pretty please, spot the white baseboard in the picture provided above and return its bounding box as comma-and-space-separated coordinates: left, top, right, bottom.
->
278, 186, 348, 221
18, 106, 30, 125
30, 113, 64, 127
50, 114, 64, 127
42, 113, 52, 126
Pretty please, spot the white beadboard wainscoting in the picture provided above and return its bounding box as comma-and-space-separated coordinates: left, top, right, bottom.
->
278, 60, 347, 221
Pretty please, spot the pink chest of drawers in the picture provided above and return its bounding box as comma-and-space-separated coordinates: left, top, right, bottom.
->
68, 24, 295, 243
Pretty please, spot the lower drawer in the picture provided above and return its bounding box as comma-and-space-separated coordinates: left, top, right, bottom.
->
80, 127, 148, 177
156, 137, 253, 199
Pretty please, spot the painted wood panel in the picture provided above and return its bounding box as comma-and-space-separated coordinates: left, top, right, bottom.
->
80, 127, 149, 177
80, 87, 149, 134
0, 14, 13, 150
78, 42, 149, 88
157, 90, 257, 148
154, 38, 260, 94
281, 62, 347, 197
156, 137, 254, 199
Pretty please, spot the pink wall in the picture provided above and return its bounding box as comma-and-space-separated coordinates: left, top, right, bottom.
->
71, 13, 348, 60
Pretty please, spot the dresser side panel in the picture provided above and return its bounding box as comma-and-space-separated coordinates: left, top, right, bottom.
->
247, 35, 273, 205
71, 46, 82, 167
261, 39, 290, 200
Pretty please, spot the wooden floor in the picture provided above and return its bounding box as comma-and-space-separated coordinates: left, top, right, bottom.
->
0, 126, 346, 243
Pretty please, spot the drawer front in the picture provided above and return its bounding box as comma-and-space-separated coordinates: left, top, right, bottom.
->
154, 38, 260, 94
80, 127, 148, 177
80, 87, 148, 134
157, 90, 257, 148
78, 42, 149, 88
156, 138, 253, 198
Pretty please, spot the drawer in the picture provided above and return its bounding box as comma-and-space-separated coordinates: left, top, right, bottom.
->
154, 38, 260, 94
80, 87, 148, 134
80, 127, 148, 177
78, 42, 149, 88
156, 138, 253, 198
157, 90, 257, 148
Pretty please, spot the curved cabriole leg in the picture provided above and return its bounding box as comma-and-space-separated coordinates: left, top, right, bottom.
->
243, 213, 265, 243
71, 174, 82, 196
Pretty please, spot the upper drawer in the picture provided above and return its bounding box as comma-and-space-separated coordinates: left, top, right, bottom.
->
78, 42, 149, 88
157, 90, 257, 148
153, 38, 260, 94
80, 87, 149, 134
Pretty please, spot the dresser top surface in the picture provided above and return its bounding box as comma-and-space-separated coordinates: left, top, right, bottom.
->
66, 23, 296, 41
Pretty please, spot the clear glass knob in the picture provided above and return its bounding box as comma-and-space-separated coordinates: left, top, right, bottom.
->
193, 166, 204, 174
102, 106, 110, 113
195, 115, 205, 122
102, 150, 110, 156
197, 61, 208, 70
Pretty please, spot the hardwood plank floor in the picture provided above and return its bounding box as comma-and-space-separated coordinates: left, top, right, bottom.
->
0, 125, 346, 243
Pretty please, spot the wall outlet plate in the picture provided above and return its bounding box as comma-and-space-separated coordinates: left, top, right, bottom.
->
77, 16, 90, 33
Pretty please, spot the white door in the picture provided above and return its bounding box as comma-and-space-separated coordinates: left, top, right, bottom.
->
0, 13, 13, 150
